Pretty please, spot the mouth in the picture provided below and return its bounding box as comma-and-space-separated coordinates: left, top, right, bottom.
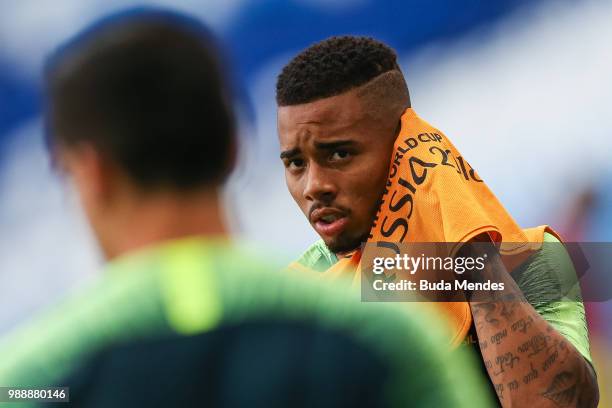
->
310, 208, 349, 238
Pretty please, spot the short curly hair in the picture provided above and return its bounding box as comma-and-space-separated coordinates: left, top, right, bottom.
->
276, 36, 401, 106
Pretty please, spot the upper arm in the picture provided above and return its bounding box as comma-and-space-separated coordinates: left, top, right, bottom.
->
515, 232, 593, 365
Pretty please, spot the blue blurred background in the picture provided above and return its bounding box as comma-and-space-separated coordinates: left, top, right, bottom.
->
1, 0, 610, 401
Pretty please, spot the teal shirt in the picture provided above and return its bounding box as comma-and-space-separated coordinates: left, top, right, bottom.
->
0, 237, 494, 408
294, 232, 593, 364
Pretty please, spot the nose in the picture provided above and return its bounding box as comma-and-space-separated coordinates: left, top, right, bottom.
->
303, 163, 337, 203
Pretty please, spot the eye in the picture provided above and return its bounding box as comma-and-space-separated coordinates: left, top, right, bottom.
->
286, 158, 305, 170
330, 150, 351, 161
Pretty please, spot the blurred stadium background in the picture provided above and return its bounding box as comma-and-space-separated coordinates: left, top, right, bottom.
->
0, 0, 610, 402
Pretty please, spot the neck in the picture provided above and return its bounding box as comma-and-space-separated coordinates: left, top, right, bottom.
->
100, 188, 228, 260
332, 239, 365, 259
334, 249, 357, 259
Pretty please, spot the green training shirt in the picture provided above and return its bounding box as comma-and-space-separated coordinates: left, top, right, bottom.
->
0, 236, 493, 407
293, 232, 593, 364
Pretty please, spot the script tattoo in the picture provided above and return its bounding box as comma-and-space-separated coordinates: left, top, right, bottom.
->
494, 383, 505, 401
466, 244, 598, 407
511, 316, 534, 333
523, 362, 539, 385
494, 352, 520, 375
543, 349, 559, 372
491, 329, 508, 345
517, 334, 551, 357
546, 339, 570, 370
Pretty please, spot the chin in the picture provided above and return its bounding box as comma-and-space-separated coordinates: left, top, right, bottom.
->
324, 233, 366, 255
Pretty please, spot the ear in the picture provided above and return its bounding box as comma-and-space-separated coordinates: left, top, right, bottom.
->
60, 143, 112, 210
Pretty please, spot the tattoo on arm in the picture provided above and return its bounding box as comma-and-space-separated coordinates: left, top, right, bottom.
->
494, 352, 520, 376
499, 301, 518, 321
507, 380, 519, 392
490, 329, 508, 345
517, 334, 551, 357
523, 362, 539, 385
494, 383, 505, 401
472, 302, 500, 328
511, 316, 534, 333
541, 371, 577, 407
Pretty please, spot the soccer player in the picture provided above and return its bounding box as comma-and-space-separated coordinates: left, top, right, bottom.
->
276, 36, 599, 407
0, 10, 490, 408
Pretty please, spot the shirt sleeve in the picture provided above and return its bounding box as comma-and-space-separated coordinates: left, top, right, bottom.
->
293, 240, 338, 272
515, 232, 593, 365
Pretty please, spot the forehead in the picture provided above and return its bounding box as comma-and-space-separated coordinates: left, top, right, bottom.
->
277, 90, 367, 146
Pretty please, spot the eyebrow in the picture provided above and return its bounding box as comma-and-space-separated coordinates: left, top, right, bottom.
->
280, 148, 300, 159
280, 140, 356, 159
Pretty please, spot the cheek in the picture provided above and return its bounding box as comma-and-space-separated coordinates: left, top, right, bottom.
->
351, 178, 385, 213
365, 148, 393, 195
345, 156, 391, 217
353, 152, 391, 192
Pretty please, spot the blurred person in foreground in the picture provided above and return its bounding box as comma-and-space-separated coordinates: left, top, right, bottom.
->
0, 9, 492, 408
277, 36, 599, 407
